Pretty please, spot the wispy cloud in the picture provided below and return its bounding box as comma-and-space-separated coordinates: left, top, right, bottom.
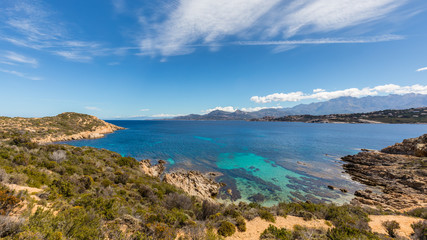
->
251, 84, 427, 103
140, 109, 150, 112
241, 106, 283, 112
0, 1, 126, 62
204, 106, 283, 113
85, 106, 101, 111
151, 113, 183, 118
139, 0, 409, 56
0, 68, 41, 80
416, 67, 427, 72
2, 51, 38, 67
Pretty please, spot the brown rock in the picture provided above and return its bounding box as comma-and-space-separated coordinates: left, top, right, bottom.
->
163, 170, 224, 202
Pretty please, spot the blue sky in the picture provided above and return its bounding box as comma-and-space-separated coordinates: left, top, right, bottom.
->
1, 0, 427, 118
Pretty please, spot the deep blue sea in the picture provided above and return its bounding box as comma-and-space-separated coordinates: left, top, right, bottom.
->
63, 121, 427, 206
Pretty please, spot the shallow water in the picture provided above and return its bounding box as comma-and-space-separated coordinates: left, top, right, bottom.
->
63, 121, 427, 205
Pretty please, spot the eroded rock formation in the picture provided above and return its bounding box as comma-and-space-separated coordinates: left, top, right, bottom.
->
342, 134, 427, 211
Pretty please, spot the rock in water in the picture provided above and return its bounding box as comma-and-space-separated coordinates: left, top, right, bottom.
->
163, 170, 224, 202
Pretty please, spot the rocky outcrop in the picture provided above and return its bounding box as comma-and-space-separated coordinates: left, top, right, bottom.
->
381, 134, 427, 157
139, 159, 166, 178
139, 159, 224, 202
35, 123, 124, 143
342, 135, 427, 211
163, 170, 224, 202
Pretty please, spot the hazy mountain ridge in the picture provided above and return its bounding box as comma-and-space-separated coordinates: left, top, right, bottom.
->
173, 94, 427, 120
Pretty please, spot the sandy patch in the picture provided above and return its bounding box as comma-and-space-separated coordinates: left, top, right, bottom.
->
227, 216, 331, 240
369, 215, 424, 239
5, 183, 43, 201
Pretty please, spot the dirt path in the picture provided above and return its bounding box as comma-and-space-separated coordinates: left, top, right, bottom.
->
369, 215, 424, 239
227, 216, 331, 240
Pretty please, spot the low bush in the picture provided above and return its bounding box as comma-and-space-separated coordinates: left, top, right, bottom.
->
327, 225, 380, 240
410, 220, 426, 240
259, 208, 275, 223
260, 224, 292, 240
217, 221, 236, 237
0, 188, 20, 215
382, 220, 400, 238
235, 216, 246, 232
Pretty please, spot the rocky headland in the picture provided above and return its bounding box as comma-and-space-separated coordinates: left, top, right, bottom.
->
139, 159, 224, 202
342, 134, 427, 211
0, 112, 124, 143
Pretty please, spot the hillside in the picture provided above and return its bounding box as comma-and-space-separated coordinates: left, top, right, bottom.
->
252, 107, 427, 124
173, 94, 427, 120
0, 112, 124, 143
0, 113, 425, 239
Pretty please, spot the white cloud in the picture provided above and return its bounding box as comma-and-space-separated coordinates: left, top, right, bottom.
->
139, 0, 407, 56
416, 67, 427, 72
151, 113, 183, 118
54, 51, 92, 62
251, 84, 427, 103
0, 68, 41, 80
85, 106, 101, 111
140, 109, 150, 112
203, 106, 237, 113
313, 88, 325, 93
204, 106, 283, 113
241, 106, 283, 112
3, 51, 38, 67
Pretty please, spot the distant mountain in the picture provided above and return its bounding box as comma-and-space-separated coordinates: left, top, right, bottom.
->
173, 94, 427, 120
252, 107, 427, 124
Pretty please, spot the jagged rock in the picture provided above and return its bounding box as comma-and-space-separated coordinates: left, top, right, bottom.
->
139, 159, 166, 178
163, 170, 225, 202
342, 134, 427, 211
381, 134, 427, 156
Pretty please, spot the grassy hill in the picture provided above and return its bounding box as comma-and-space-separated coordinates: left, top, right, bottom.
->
0, 113, 425, 239
0, 112, 123, 143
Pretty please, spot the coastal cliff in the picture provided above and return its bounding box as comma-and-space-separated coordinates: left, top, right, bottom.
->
342, 134, 427, 211
0, 112, 123, 143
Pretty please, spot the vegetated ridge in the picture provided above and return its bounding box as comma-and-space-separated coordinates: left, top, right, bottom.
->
0, 113, 425, 239
173, 93, 427, 121
0, 112, 124, 143
252, 107, 427, 124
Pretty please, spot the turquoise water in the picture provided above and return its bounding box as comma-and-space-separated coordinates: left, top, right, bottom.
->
63, 121, 427, 205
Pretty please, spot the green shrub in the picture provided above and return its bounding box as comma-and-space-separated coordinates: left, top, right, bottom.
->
217, 221, 236, 237
327, 225, 380, 240
259, 209, 275, 223
235, 216, 246, 232
411, 220, 426, 240
382, 220, 400, 238
260, 224, 292, 240
406, 207, 427, 219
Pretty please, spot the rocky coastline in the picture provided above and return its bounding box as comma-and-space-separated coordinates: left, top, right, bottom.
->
139, 159, 225, 202
342, 134, 427, 211
35, 123, 124, 143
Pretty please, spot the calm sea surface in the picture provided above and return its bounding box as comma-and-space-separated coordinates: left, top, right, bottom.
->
63, 121, 427, 206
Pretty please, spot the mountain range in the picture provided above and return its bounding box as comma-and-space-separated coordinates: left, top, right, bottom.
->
173, 94, 427, 120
